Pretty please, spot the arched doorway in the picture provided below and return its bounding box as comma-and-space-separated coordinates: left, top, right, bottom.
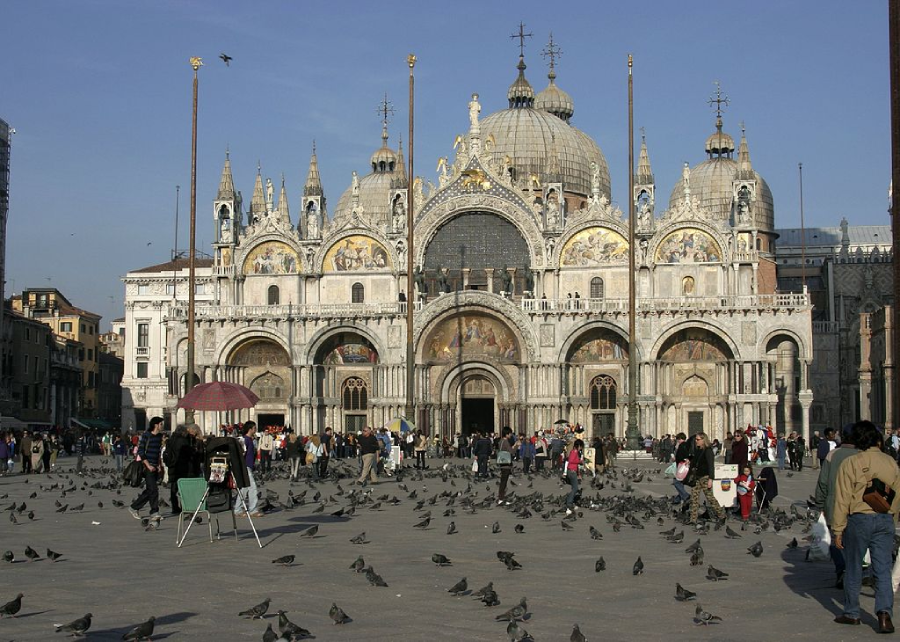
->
589, 375, 617, 439
460, 375, 495, 435
342, 376, 369, 434
226, 339, 292, 428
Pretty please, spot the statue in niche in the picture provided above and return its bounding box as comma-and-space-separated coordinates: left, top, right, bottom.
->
220, 215, 232, 243
546, 191, 560, 229
639, 238, 649, 263
306, 201, 319, 238
392, 195, 406, 232
737, 184, 751, 224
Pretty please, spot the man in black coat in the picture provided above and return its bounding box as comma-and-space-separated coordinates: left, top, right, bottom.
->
473, 432, 493, 479
165, 424, 202, 515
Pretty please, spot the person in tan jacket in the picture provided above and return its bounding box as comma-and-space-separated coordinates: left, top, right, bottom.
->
832, 421, 900, 633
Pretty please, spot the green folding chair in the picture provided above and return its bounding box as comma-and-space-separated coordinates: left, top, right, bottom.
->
176, 477, 213, 546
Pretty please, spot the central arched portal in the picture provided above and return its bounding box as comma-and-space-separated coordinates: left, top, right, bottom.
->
460, 375, 495, 436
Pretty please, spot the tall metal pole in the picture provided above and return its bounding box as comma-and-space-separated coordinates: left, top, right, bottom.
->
405, 54, 416, 426
172, 184, 180, 300
186, 57, 202, 424
798, 163, 807, 291
890, 0, 900, 431
625, 54, 640, 450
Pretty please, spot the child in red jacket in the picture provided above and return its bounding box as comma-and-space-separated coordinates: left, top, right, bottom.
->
734, 464, 756, 521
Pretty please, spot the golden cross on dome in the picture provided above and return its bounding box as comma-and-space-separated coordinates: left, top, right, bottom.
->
541, 32, 562, 73
376, 93, 395, 127
510, 21, 533, 57
708, 80, 730, 119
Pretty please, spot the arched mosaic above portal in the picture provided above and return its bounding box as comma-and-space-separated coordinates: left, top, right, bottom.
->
659, 329, 731, 362
655, 229, 722, 264
424, 314, 519, 364
568, 328, 629, 362
323, 235, 391, 272
242, 241, 300, 275
560, 227, 628, 266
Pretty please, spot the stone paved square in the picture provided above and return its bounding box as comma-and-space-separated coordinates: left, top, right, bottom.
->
0, 454, 884, 640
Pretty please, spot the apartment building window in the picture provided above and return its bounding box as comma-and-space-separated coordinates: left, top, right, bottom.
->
60, 322, 72, 333
23, 355, 28, 375
88, 372, 95, 387
80, 323, 85, 333
33, 356, 38, 377
136, 362, 148, 378
138, 284, 149, 295
25, 328, 30, 342
89, 325, 94, 335
195, 283, 205, 295
166, 283, 175, 296
87, 349, 93, 361
137, 323, 149, 348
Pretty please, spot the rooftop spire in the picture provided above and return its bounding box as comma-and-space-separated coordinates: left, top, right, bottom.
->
705, 81, 735, 158
277, 173, 290, 222
377, 93, 394, 148
250, 164, 266, 218
393, 135, 408, 188
735, 122, 755, 180
304, 141, 323, 197
507, 22, 534, 108
216, 148, 235, 200
635, 129, 654, 185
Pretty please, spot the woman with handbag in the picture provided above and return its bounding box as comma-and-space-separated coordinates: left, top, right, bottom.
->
565, 439, 585, 515
687, 432, 727, 525
671, 433, 692, 506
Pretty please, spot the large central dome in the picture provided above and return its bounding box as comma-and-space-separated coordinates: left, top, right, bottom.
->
479, 56, 610, 200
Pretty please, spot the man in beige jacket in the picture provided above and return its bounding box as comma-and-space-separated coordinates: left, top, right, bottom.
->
832, 421, 900, 633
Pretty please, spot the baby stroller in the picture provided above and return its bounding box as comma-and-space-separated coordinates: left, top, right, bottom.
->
755, 467, 778, 511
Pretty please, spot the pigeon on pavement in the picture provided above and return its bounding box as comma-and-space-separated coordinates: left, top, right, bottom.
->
432, 553, 451, 566
47, 549, 63, 562
349, 556, 365, 572
495, 597, 527, 622
349, 532, 368, 544
0, 593, 23, 617
329, 602, 350, 625
570, 623, 587, 642
492, 521, 501, 534
276, 610, 311, 639
706, 565, 729, 581
239, 598, 271, 619
122, 616, 155, 640
447, 577, 468, 596
589, 525, 603, 540
25, 546, 41, 561
747, 541, 764, 557
299, 525, 318, 538
54, 612, 92, 636
446, 521, 457, 535
694, 604, 723, 625
271, 555, 294, 567
724, 525, 742, 539
471, 582, 493, 599
595, 557, 606, 572
633, 556, 644, 575
2, 551, 13, 563
675, 583, 697, 601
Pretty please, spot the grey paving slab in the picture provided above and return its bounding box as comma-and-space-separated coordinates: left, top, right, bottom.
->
0, 454, 886, 641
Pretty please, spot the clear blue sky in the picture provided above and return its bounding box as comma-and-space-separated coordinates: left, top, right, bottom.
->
0, 1, 891, 329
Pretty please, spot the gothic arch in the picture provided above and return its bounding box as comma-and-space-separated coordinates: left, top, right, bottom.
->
305, 322, 386, 366
235, 233, 304, 277
414, 194, 545, 269
649, 320, 741, 362
214, 327, 292, 367
436, 360, 514, 405
553, 221, 629, 268
413, 291, 539, 362
648, 219, 730, 266
762, 329, 809, 361
557, 321, 634, 363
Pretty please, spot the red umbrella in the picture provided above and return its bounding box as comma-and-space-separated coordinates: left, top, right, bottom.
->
176, 381, 259, 411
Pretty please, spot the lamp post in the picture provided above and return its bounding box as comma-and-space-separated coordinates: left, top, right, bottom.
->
890, 0, 900, 430
185, 56, 202, 424
625, 54, 640, 451
405, 54, 416, 427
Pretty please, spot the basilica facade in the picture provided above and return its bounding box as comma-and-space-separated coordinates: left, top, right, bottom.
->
121, 52, 813, 443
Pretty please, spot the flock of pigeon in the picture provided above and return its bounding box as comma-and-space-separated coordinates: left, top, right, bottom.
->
0, 452, 817, 640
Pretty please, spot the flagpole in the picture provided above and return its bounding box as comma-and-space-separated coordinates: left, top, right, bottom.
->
405, 54, 417, 427
625, 54, 640, 450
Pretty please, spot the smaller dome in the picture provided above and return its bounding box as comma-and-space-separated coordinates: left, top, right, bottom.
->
535, 74, 574, 122
705, 118, 734, 157
507, 56, 534, 108
369, 125, 398, 173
